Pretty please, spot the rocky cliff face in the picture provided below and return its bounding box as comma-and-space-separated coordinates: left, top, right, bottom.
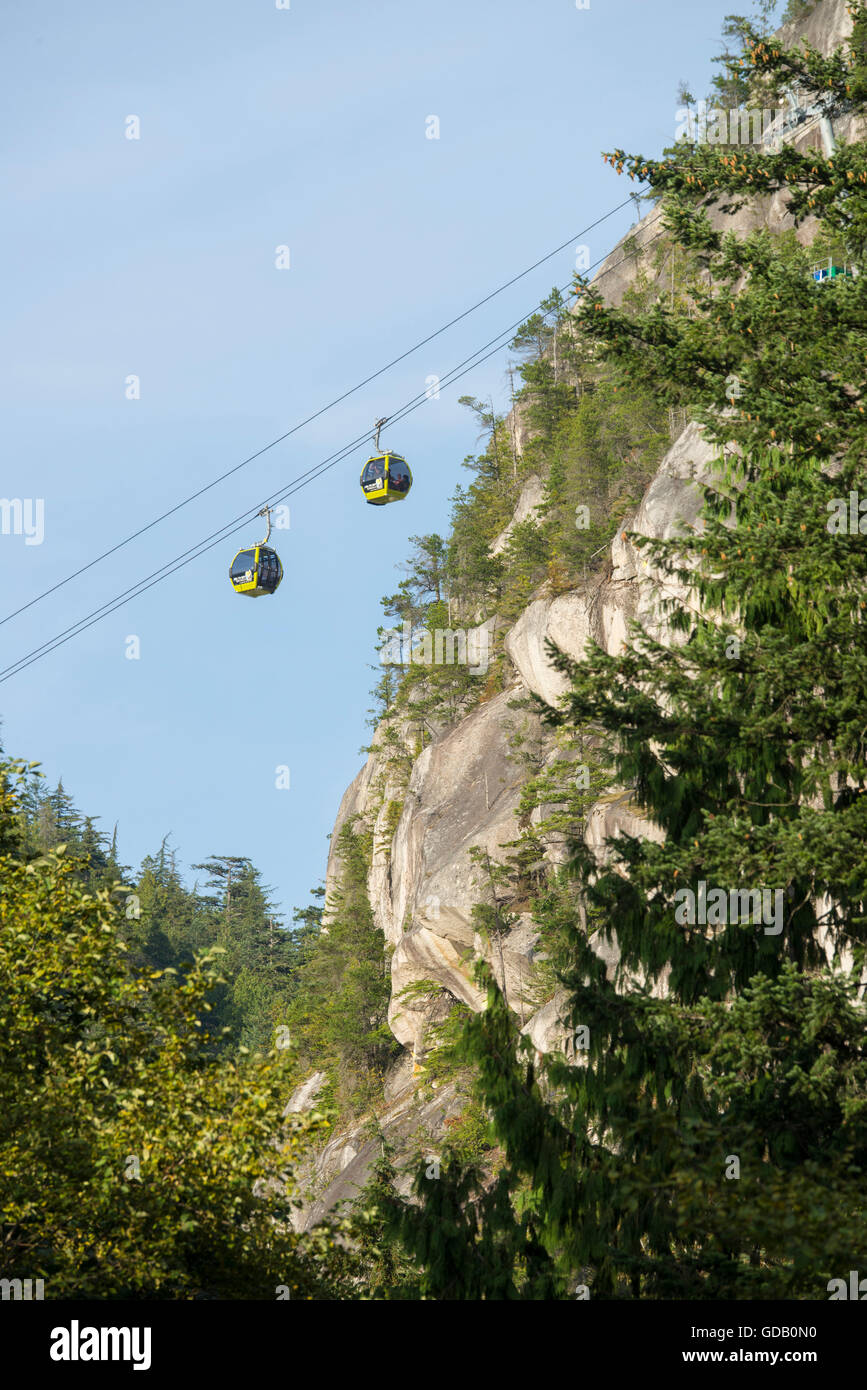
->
294, 406, 722, 1224
294, 0, 861, 1224
328, 415, 720, 1060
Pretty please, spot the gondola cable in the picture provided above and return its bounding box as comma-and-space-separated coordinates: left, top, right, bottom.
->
0, 195, 644, 632
0, 224, 667, 686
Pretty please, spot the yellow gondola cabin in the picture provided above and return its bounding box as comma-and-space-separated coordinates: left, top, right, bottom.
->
360, 417, 413, 506
229, 507, 283, 596
360, 451, 413, 505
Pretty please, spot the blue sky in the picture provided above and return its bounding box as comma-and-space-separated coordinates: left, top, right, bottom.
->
0, 0, 784, 920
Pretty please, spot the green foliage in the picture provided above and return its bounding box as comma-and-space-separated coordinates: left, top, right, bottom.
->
397, 980, 474, 1092
377, 798, 404, 859
345, 1141, 420, 1298
12, 761, 126, 891
370, 529, 491, 731
439, 1098, 496, 1168
0, 756, 44, 859
781, 0, 819, 25
386, 964, 564, 1300
0, 771, 344, 1299
535, 375, 668, 579
286, 820, 398, 1117
369, 273, 669, 719
4, 751, 304, 1059
189, 854, 297, 1051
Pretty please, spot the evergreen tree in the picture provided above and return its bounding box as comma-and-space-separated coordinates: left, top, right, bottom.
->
781, 0, 818, 29
191, 854, 251, 924
281, 887, 324, 991
510, 291, 581, 439
398, 533, 448, 605
46, 779, 80, 847
189, 854, 297, 1050
0, 753, 41, 858
76, 816, 114, 891
287, 820, 397, 1115
129, 837, 205, 972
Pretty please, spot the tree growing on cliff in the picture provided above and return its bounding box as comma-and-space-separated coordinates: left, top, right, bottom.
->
782, 0, 819, 24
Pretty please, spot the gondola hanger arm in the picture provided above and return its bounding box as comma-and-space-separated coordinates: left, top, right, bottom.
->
373, 417, 389, 452
257, 506, 272, 545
